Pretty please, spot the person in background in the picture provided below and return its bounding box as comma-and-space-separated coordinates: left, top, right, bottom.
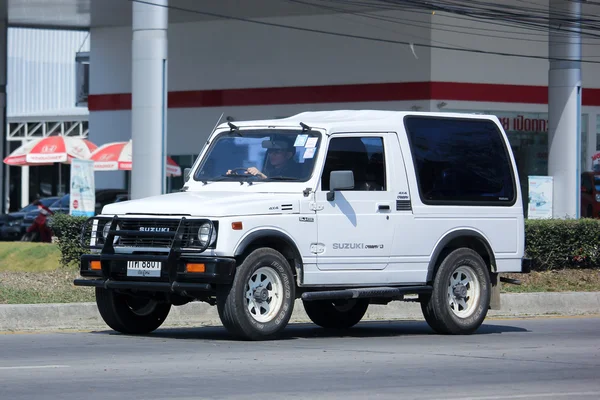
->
25, 199, 54, 242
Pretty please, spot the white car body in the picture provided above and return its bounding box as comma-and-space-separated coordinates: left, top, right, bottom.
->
77, 110, 530, 339
101, 110, 525, 286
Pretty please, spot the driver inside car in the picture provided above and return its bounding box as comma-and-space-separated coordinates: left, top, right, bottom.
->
227, 138, 302, 179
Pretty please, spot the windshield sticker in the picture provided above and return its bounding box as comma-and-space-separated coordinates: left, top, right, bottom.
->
294, 134, 309, 147
303, 148, 316, 159
305, 137, 318, 148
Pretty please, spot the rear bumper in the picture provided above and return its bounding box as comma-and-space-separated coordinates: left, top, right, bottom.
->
74, 253, 236, 293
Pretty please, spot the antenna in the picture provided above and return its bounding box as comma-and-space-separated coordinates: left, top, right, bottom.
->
210, 112, 225, 138
300, 122, 311, 131
228, 121, 239, 131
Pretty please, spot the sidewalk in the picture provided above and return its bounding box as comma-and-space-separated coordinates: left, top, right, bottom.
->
2, 292, 599, 332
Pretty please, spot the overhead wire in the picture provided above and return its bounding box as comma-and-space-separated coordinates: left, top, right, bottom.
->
378, 0, 600, 37
128, 0, 600, 64
316, 0, 600, 40
287, 0, 600, 46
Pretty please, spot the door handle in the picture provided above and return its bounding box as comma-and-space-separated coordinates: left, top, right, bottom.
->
377, 204, 391, 211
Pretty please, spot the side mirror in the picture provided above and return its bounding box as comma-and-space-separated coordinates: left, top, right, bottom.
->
327, 170, 354, 201
184, 168, 191, 181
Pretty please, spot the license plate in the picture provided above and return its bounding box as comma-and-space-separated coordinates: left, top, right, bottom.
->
126, 261, 162, 277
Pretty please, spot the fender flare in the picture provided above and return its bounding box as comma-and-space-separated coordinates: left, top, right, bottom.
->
234, 229, 302, 260
426, 229, 496, 282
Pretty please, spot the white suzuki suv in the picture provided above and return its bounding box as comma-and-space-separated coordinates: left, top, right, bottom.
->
75, 110, 531, 340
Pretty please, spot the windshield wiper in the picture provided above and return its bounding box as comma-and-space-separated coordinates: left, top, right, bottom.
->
264, 176, 300, 181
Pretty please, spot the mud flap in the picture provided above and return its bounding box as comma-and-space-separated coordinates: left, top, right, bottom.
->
490, 272, 501, 310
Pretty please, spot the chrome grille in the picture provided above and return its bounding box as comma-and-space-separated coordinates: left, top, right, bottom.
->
117, 219, 180, 248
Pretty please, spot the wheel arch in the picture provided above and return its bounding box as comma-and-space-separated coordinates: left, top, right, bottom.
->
426, 229, 497, 284
233, 229, 304, 283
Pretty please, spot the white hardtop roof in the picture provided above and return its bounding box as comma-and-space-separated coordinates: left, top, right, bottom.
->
218, 110, 500, 133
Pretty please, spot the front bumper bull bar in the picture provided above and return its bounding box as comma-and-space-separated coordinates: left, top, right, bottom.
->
74, 215, 236, 294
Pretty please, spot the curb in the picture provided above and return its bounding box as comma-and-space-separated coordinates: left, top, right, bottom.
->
1, 292, 599, 332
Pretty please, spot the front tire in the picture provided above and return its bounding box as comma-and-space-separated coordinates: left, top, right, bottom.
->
420, 248, 490, 335
303, 299, 369, 329
217, 248, 295, 340
95, 288, 171, 334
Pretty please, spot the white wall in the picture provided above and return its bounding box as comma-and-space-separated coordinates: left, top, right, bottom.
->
430, 6, 600, 87
8, 27, 90, 116
91, 10, 432, 94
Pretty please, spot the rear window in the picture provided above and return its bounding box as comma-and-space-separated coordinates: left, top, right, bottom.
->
404, 116, 516, 205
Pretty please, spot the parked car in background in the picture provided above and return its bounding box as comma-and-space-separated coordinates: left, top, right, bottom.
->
0, 197, 60, 241
581, 171, 600, 218
19, 189, 129, 241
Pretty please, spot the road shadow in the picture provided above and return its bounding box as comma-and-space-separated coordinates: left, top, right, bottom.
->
90, 320, 529, 342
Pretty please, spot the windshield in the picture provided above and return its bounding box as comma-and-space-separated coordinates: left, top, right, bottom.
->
193, 129, 322, 182
50, 194, 69, 209
19, 197, 59, 213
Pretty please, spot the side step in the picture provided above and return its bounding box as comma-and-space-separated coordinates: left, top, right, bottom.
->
301, 285, 433, 302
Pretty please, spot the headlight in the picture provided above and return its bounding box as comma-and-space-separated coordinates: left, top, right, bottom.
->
595, 194, 600, 202
102, 222, 111, 239
197, 222, 217, 247
102, 222, 120, 244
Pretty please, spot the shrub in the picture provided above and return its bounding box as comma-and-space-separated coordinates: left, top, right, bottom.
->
48, 213, 89, 268
47, 212, 600, 271
525, 218, 600, 270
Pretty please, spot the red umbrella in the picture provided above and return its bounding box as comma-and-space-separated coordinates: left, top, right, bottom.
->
3, 136, 98, 166
89, 140, 182, 176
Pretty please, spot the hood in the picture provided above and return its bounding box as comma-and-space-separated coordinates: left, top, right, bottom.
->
102, 190, 304, 217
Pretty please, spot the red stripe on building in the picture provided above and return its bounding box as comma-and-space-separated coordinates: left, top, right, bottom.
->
87, 81, 600, 111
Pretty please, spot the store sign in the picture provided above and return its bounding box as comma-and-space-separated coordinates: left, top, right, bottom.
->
498, 115, 548, 133
70, 159, 96, 217
528, 176, 553, 219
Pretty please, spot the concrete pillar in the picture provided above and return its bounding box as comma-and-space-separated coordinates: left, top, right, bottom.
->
131, 0, 168, 200
548, 0, 582, 219
21, 165, 29, 207
0, 0, 6, 213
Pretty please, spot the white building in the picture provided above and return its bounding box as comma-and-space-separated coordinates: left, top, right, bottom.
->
2, 0, 599, 218
5, 27, 89, 210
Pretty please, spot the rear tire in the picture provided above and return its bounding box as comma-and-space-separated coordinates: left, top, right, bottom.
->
303, 299, 369, 329
217, 248, 295, 340
95, 288, 171, 334
420, 248, 490, 335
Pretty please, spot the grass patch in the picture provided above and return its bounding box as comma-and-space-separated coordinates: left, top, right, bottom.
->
0, 270, 94, 304
501, 269, 600, 293
0, 242, 61, 272
0, 242, 94, 304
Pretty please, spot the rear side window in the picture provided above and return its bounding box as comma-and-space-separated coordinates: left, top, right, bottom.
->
404, 116, 515, 205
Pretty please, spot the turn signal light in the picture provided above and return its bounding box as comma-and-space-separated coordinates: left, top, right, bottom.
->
90, 261, 102, 270
232, 222, 243, 230
186, 263, 206, 273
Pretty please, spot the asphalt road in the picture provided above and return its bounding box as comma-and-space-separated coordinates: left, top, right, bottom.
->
1, 317, 599, 400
